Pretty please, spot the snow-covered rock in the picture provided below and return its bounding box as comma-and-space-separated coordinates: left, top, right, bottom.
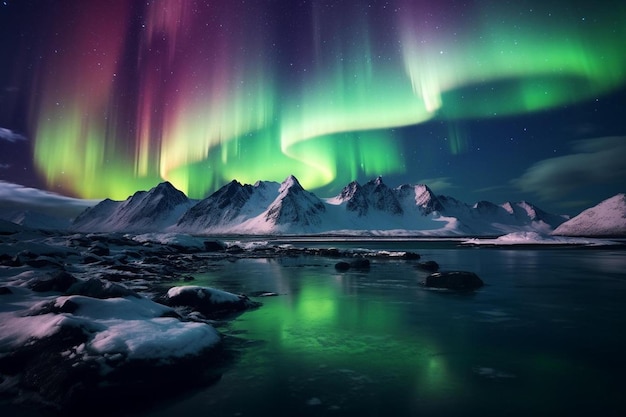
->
162, 285, 261, 317
552, 194, 626, 236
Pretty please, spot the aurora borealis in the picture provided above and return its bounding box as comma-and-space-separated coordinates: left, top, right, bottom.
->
1, 0, 625, 213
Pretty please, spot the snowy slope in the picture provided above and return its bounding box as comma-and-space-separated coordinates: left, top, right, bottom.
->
176, 180, 279, 233
72, 182, 194, 232
552, 194, 626, 236
234, 175, 327, 233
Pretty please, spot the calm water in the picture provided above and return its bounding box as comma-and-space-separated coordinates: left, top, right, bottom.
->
142, 241, 626, 417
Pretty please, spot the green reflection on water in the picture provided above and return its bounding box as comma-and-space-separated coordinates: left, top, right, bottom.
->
176, 254, 625, 416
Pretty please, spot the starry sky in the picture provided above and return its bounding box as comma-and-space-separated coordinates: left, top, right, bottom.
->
0, 0, 624, 215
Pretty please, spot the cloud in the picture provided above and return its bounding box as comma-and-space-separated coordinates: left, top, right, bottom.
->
417, 177, 455, 192
512, 136, 626, 200
0, 127, 27, 142
0, 181, 100, 218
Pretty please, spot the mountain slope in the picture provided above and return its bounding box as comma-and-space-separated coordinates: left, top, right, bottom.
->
552, 194, 626, 236
72, 182, 194, 232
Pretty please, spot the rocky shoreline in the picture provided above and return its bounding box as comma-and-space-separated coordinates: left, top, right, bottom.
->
0, 229, 482, 414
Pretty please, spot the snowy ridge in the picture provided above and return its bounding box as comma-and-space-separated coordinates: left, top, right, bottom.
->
552, 193, 626, 236
11, 174, 621, 236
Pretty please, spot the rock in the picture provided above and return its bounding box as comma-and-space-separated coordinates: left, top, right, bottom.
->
334, 261, 351, 271
67, 278, 139, 299
25, 256, 63, 268
335, 258, 370, 271
350, 258, 370, 270
226, 245, 244, 254
28, 271, 78, 293
402, 251, 421, 260
203, 240, 226, 252
162, 286, 260, 317
416, 261, 439, 272
317, 248, 341, 257
423, 271, 484, 291
0, 286, 13, 295
27, 298, 80, 316
88, 242, 110, 257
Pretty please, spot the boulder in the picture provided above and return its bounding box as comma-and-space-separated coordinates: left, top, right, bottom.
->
416, 261, 440, 272
28, 271, 78, 293
162, 286, 260, 317
334, 261, 351, 271
203, 240, 226, 252
88, 242, 110, 257
423, 271, 484, 291
67, 278, 139, 299
334, 258, 370, 271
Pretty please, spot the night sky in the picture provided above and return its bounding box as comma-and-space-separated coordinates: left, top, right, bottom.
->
0, 0, 624, 215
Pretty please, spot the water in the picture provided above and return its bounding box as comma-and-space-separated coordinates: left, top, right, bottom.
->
143, 241, 626, 417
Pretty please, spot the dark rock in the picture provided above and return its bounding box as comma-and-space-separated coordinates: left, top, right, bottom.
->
25, 256, 62, 268
111, 264, 142, 274
226, 245, 244, 254
402, 251, 421, 260
203, 240, 226, 252
416, 261, 440, 272
0, 253, 16, 266
67, 278, 140, 299
0, 286, 13, 295
83, 255, 102, 264
88, 242, 110, 257
318, 248, 341, 257
334, 261, 351, 271
423, 271, 484, 291
350, 258, 370, 270
28, 271, 78, 293
335, 258, 370, 271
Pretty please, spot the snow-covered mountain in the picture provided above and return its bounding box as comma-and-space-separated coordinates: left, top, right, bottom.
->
10, 174, 585, 235
171, 175, 568, 235
552, 194, 626, 236
71, 182, 195, 232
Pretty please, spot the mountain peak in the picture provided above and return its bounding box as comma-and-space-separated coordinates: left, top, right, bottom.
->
279, 175, 303, 193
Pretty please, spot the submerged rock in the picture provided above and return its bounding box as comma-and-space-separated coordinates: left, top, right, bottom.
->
423, 271, 484, 291
415, 260, 440, 272
334, 258, 370, 271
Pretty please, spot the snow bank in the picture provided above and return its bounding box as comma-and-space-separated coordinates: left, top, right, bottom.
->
130, 232, 206, 249
462, 231, 619, 246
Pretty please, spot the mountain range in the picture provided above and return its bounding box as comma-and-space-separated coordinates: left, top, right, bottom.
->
3, 175, 623, 236
69, 175, 572, 236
